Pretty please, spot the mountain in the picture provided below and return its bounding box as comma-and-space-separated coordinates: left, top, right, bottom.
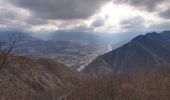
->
48, 31, 115, 54
0, 56, 82, 99
83, 31, 170, 75
111, 39, 130, 50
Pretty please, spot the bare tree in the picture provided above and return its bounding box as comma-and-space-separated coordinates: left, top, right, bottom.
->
0, 32, 22, 71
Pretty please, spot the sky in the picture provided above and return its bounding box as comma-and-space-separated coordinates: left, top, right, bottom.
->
0, 0, 170, 34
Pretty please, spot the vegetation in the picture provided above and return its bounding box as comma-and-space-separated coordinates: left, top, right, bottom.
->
1, 67, 170, 100
0, 33, 21, 71
67, 68, 170, 100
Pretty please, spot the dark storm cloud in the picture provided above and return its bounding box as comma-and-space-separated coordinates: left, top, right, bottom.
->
159, 8, 170, 19
114, 0, 168, 12
9, 0, 110, 20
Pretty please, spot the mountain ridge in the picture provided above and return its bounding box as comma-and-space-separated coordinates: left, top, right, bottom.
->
83, 31, 170, 75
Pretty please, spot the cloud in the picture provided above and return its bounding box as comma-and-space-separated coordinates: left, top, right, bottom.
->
8, 0, 110, 20
119, 15, 170, 32
148, 22, 170, 31
113, 0, 168, 12
119, 15, 170, 33
91, 18, 105, 27
71, 24, 93, 32
113, 0, 170, 20
0, 3, 28, 31
0, 1, 51, 32
159, 8, 170, 19
0, 0, 169, 33
120, 16, 145, 30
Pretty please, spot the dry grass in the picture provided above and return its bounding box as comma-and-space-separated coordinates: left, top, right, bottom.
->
1, 67, 170, 100
67, 67, 170, 100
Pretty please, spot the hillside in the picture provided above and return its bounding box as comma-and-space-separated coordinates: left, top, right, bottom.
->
0, 56, 82, 99
83, 31, 170, 75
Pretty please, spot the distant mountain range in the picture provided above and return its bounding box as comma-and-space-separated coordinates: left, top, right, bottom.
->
32, 32, 112, 52
32, 31, 141, 52
83, 31, 170, 75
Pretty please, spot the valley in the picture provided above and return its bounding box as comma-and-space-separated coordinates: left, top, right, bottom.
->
1, 31, 170, 100
1, 0, 170, 99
